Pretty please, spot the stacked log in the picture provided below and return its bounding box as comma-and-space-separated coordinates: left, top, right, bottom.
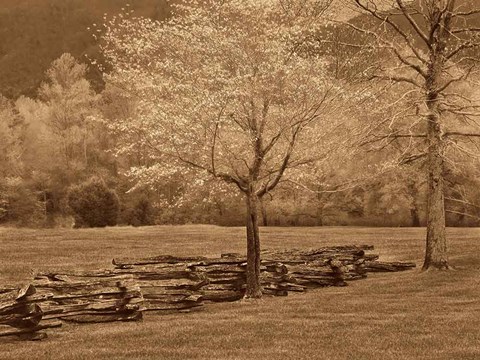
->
260, 246, 373, 284
111, 256, 306, 303
33, 272, 144, 323
188, 260, 246, 301
107, 245, 408, 306
0, 244, 417, 342
0, 285, 61, 340
112, 258, 207, 311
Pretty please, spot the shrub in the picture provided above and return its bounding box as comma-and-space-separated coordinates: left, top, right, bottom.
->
67, 178, 119, 228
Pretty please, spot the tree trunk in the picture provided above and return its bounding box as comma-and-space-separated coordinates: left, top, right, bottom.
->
423, 92, 449, 270
259, 197, 268, 227
245, 192, 262, 298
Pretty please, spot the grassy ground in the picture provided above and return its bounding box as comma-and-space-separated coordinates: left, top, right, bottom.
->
1, 225, 479, 360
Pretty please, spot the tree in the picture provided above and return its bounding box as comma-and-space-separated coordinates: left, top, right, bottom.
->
12, 54, 120, 225
344, 0, 480, 269
0, 96, 45, 226
0, 95, 26, 178
101, 0, 339, 297
39, 53, 98, 171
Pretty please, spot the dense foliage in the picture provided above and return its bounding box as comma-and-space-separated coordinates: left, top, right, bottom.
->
67, 177, 120, 228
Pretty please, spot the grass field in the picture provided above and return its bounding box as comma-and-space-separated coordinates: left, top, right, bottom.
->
1, 225, 480, 360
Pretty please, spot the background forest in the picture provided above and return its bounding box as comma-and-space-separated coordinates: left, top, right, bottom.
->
1, 0, 480, 228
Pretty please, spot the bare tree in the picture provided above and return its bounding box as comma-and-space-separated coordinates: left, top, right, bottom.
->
342, 0, 480, 269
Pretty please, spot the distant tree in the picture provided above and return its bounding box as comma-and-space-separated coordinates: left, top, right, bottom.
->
0, 177, 46, 227
16, 53, 119, 224
0, 95, 26, 177
363, 167, 425, 227
0, 95, 45, 226
67, 177, 119, 228
39, 53, 98, 171
345, 0, 480, 269
101, 0, 342, 297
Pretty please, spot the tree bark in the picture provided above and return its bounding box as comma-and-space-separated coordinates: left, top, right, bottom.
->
244, 192, 262, 298
423, 110, 448, 269
423, 69, 449, 269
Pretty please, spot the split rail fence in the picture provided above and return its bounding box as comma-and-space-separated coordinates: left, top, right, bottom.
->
0, 244, 415, 340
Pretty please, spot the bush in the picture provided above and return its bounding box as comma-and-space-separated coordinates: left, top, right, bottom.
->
67, 178, 120, 228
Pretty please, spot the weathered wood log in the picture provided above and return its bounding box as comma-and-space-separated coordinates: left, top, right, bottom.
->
36, 268, 198, 282
113, 255, 208, 267
0, 286, 50, 323
140, 287, 197, 297
188, 264, 245, 274
40, 297, 144, 320
277, 283, 307, 292
262, 287, 288, 296
0, 286, 16, 295
262, 282, 306, 293
31, 275, 145, 322
144, 294, 203, 311
0, 285, 63, 340
36, 271, 114, 281
199, 285, 244, 302
0, 303, 43, 329
363, 254, 380, 261
137, 278, 208, 290
0, 320, 62, 339
206, 275, 245, 285
364, 261, 416, 272
263, 263, 289, 274
261, 245, 374, 259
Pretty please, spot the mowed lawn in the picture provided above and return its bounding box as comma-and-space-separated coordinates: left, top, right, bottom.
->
1, 225, 480, 360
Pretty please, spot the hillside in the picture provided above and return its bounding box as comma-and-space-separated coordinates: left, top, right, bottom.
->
0, 0, 171, 98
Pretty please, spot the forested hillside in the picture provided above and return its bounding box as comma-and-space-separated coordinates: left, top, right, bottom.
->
0, 0, 171, 98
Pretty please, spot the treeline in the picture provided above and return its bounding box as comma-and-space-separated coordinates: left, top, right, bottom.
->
1, 52, 479, 228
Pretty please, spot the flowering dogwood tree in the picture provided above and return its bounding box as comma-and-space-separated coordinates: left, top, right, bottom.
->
101, 0, 339, 297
